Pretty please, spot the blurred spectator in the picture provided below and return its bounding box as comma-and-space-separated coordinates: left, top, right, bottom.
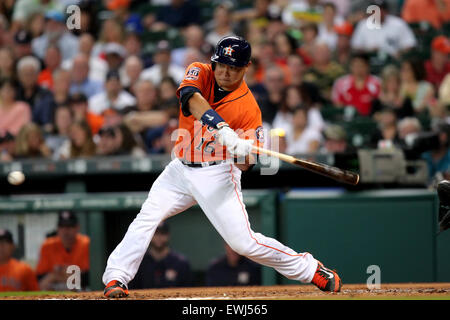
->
91, 19, 125, 59
371, 64, 414, 119
282, 0, 324, 28
425, 36, 450, 91
331, 53, 381, 116
13, 29, 34, 60
122, 55, 144, 94
171, 24, 210, 68
37, 45, 62, 90
0, 228, 39, 292
123, 31, 152, 68
45, 104, 73, 160
0, 47, 16, 82
287, 54, 306, 86
397, 117, 422, 141
123, 79, 170, 145
14, 122, 51, 159
88, 69, 136, 115
332, 21, 354, 67
272, 31, 300, 67
206, 242, 261, 287
298, 22, 319, 66
303, 42, 345, 100
369, 107, 402, 149
27, 12, 46, 39
69, 93, 104, 135
141, 40, 185, 85
107, 0, 143, 34
286, 106, 322, 154
0, 78, 32, 136
320, 0, 350, 23
36, 211, 90, 291
438, 73, 450, 115
96, 123, 146, 157
62, 33, 108, 83
273, 82, 325, 134
32, 10, 79, 62
351, 0, 417, 59
258, 65, 286, 126
11, 0, 64, 33
0, 131, 15, 162
317, 2, 344, 51
421, 122, 450, 180
103, 42, 127, 73
159, 76, 179, 109
16, 55, 56, 132
205, 3, 236, 48
128, 221, 192, 289
57, 119, 97, 159
399, 57, 438, 116
319, 124, 353, 154
151, 0, 201, 30
69, 54, 103, 98
401, 0, 450, 30
51, 68, 71, 105
245, 58, 267, 100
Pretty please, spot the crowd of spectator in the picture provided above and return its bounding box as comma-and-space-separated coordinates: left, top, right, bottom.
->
0, 0, 449, 181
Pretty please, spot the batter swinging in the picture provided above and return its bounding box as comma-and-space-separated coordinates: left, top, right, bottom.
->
103, 36, 342, 297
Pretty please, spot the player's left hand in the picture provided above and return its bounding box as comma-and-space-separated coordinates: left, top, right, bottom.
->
217, 126, 254, 157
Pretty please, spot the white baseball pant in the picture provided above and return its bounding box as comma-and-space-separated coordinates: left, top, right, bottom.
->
102, 158, 318, 286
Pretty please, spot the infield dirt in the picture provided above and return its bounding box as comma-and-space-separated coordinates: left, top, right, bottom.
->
1, 283, 450, 300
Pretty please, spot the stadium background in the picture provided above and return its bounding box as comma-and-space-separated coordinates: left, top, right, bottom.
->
0, 0, 449, 294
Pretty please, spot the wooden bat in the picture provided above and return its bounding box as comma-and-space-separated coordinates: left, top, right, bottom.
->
252, 145, 360, 185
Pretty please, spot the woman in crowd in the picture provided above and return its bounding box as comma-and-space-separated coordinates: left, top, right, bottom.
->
371, 64, 414, 120
14, 122, 51, 159
286, 105, 322, 155
400, 58, 441, 118
0, 78, 31, 136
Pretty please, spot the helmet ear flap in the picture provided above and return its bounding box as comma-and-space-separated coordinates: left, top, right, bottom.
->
211, 62, 216, 71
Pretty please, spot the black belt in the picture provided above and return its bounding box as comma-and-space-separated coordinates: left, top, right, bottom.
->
180, 159, 227, 168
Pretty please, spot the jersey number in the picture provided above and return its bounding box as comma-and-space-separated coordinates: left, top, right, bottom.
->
195, 138, 216, 154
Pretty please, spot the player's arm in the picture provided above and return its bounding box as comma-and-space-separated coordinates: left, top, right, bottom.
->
180, 89, 254, 158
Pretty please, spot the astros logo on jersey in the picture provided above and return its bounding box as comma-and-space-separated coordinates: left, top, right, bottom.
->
223, 45, 234, 57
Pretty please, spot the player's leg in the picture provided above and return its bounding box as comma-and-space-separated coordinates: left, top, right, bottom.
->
102, 159, 196, 288
186, 163, 341, 291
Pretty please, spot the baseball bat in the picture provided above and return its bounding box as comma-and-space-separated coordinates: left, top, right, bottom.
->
252, 145, 360, 185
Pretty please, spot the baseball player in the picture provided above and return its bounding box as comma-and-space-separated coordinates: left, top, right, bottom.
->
103, 36, 342, 298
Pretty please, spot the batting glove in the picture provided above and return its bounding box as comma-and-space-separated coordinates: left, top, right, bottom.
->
217, 126, 254, 158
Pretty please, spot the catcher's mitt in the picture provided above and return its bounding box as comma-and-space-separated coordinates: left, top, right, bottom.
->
437, 180, 450, 232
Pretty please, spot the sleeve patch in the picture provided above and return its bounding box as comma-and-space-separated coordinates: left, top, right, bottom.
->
256, 126, 265, 143
184, 67, 201, 81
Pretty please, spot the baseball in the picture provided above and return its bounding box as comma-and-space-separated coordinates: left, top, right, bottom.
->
7, 171, 25, 185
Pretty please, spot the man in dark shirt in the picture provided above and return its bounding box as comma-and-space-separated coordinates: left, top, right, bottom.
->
128, 221, 192, 289
206, 243, 261, 287
16, 55, 56, 133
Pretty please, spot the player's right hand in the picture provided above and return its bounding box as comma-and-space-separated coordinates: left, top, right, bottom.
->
217, 126, 254, 158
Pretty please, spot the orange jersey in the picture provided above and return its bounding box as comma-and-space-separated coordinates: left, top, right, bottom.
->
175, 62, 264, 162
35, 234, 90, 276
0, 258, 39, 291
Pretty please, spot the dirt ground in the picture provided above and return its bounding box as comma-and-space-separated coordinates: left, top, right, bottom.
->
2, 283, 450, 300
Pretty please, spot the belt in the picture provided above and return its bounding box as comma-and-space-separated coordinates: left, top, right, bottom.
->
180, 159, 228, 168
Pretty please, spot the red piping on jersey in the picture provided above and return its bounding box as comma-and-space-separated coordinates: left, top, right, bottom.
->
229, 164, 307, 257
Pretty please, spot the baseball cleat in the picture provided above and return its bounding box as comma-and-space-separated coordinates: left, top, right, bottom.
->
311, 261, 342, 292
104, 280, 129, 298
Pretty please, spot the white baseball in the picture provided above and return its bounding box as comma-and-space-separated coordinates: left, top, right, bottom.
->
7, 171, 25, 185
